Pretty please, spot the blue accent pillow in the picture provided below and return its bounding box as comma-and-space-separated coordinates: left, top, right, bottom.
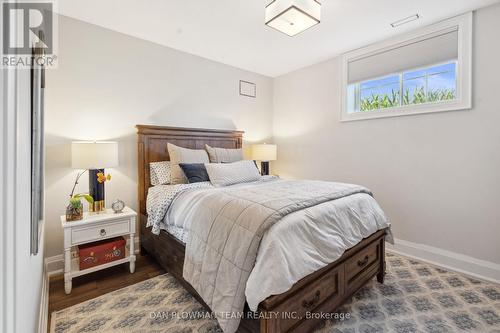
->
179, 163, 210, 183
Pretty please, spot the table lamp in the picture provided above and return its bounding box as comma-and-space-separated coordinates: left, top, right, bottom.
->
71, 141, 118, 212
251, 143, 277, 176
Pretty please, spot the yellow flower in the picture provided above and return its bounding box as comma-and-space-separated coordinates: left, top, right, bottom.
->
96, 172, 106, 183
96, 172, 112, 183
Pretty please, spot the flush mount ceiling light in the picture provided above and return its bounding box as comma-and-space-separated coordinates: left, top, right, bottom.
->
265, 0, 321, 37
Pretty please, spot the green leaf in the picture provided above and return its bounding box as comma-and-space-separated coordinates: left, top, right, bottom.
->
73, 193, 94, 205
69, 197, 82, 209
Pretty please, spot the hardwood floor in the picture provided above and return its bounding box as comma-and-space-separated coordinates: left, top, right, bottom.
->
48, 255, 164, 330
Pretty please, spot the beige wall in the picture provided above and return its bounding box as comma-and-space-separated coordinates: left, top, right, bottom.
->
44, 16, 274, 257
272, 4, 500, 264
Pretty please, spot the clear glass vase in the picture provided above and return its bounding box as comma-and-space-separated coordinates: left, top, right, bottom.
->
66, 203, 83, 222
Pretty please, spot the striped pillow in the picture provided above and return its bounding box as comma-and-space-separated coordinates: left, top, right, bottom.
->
205, 160, 261, 187
205, 144, 243, 163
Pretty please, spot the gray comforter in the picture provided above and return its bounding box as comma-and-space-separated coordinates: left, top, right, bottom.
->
183, 180, 373, 333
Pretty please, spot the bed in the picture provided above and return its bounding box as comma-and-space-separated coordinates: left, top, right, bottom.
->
137, 125, 390, 333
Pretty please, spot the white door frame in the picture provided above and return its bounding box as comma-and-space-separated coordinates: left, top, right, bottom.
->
1, 60, 19, 333
1, 5, 20, 332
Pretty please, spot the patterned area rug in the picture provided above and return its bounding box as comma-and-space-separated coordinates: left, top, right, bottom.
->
51, 252, 500, 333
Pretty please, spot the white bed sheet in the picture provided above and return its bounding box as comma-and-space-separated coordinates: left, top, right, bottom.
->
163, 224, 189, 243
157, 180, 391, 310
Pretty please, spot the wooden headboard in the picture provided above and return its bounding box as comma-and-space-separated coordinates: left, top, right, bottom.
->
136, 125, 244, 217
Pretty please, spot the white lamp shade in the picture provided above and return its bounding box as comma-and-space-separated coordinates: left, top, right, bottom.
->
71, 141, 119, 169
251, 144, 277, 161
265, 0, 321, 37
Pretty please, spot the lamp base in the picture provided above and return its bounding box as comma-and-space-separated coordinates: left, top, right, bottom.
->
90, 200, 105, 213
89, 169, 105, 213
260, 161, 269, 176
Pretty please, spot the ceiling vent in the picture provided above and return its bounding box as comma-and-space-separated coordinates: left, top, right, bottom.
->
391, 14, 420, 28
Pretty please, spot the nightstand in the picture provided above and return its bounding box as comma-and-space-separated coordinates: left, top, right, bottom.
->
61, 206, 137, 294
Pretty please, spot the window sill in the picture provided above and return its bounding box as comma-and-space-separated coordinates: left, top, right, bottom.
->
340, 99, 471, 122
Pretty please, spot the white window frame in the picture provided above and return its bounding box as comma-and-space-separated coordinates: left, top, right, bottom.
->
340, 12, 472, 122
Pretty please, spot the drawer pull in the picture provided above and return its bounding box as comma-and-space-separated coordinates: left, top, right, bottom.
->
357, 255, 369, 267
100, 229, 106, 236
302, 290, 321, 309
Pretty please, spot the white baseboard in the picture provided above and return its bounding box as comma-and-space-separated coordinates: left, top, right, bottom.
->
387, 238, 500, 284
45, 239, 141, 277
45, 254, 64, 277
38, 260, 50, 333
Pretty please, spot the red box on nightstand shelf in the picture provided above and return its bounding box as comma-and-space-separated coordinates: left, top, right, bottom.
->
78, 237, 126, 270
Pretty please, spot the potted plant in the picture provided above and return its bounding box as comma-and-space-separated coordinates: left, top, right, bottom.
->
66, 194, 94, 222
66, 170, 94, 222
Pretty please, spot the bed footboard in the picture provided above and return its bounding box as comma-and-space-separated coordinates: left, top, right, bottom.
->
243, 229, 386, 333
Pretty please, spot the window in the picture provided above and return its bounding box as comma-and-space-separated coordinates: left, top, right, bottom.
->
348, 62, 457, 113
341, 13, 472, 121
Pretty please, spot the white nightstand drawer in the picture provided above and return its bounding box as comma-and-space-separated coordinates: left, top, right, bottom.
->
71, 219, 130, 245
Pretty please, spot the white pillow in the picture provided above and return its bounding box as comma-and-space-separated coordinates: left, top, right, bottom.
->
150, 161, 171, 186
205, 144, 244, 163
205, 160, 261, 187
167, 143, 209, 184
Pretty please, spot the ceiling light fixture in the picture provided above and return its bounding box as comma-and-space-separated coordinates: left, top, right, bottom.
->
390, 14, 420, 28
265, 0, 321, 37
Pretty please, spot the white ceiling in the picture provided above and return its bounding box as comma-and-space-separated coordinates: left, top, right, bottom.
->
57, 0, 499, 77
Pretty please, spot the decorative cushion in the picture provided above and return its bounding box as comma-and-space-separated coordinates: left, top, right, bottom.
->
179, 163, 210, 183
205, 144, 244, 163
167, 143, 209, 184
205, 160, 261, 187
150, 161, 171, 186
